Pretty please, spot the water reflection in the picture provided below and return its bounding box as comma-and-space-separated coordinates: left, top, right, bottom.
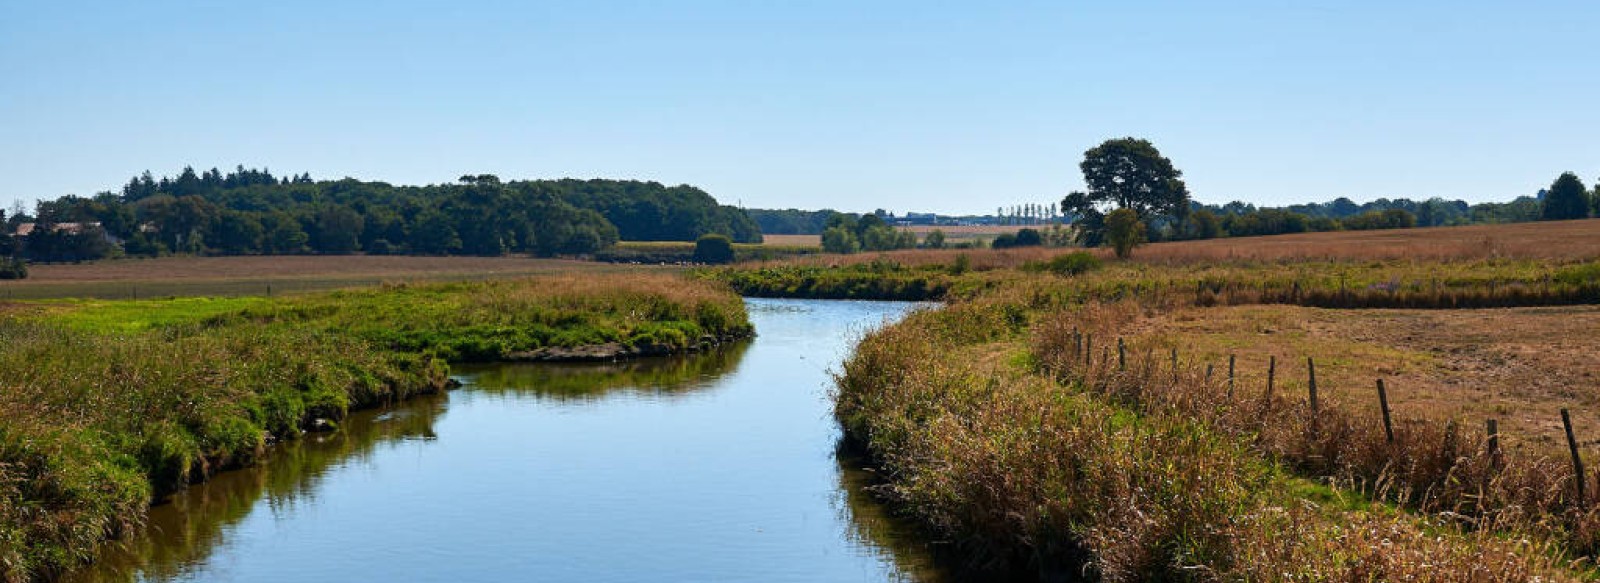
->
834, 449, 951, 583
66, 299, 947, 583
453, 340, 751, 403
66, 395, 449, 583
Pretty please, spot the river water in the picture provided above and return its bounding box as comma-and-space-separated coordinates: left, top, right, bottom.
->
69, 298, 947, 582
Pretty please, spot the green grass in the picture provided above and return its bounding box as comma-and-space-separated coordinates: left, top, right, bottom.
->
39, 296, 270, 334
596, 241, 820, 264
0, 272, 751, 582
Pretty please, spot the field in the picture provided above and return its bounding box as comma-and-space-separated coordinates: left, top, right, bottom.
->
760, 218, 1600, 271
0, 255, 651, 301
752, 226, 1046, 248
757, 234, 821, 246
723, 218, 1600, 579
1116, 303, 1600, 454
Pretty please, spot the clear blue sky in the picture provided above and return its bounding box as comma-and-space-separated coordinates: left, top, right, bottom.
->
3, 0, 1597, 215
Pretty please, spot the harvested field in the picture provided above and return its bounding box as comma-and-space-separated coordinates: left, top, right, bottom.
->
1129, 218, 1600, 263
1119, 303, 1600, 454
757, 234, 820, 246
0, 255, 658, 300
757, 218, 1600, 270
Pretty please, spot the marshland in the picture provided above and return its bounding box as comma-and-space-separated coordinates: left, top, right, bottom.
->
8, 3, 1600, 580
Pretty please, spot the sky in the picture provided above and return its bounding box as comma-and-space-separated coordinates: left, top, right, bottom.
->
3, 0, 1597, 216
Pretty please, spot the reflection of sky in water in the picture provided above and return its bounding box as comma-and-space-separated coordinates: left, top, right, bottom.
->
71, 298, 946, 583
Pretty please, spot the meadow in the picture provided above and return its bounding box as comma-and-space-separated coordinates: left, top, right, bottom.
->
0, 273, 750, 582
0, 255, 665, 301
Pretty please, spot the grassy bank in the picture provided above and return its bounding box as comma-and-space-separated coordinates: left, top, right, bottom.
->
594, 241, 820, 265
0, 273, 750, 582
835, 288, 1574, 580
709, 250, 1600, 310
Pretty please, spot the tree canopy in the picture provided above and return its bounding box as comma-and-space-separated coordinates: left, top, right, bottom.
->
1063, 138, 1190, 247
11, 166, 758, 261
1542, 172, 1591, 221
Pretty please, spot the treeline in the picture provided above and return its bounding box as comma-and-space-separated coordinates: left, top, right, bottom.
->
2, 166, 759, 262
745, 208, 840, 235
1147, 171, 1600, 243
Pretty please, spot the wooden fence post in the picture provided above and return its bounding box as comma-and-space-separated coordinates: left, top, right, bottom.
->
1228, 355, 1236, 400
1205, 364, 1214, 383
1075, 328, 1088, 365
1486, 419, 1500, 469
1085, 334, 1093, 367
1170, 348, 1179, 383
1266, 356, 1276, 401
1377, 379, 1394, 444
1563, 408, 1586, 508
1307, 357, 1318, 414
1118, 338, 1126, 371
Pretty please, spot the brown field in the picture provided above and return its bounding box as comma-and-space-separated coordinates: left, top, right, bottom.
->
766, 218, 1600, 269
1127, 218, 1600, 263
757, 234, 820, 246
1115, 303, 1600, 455
0, 255, 664, 300
901, 224, 1041, 235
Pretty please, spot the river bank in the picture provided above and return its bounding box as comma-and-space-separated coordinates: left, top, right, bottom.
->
0, 273, 751, 582
770, 249, 1600, 580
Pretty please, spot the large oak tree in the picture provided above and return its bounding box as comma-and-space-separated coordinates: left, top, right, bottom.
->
1062, 138, 1190, 246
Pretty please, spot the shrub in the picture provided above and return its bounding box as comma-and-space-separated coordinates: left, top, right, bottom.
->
692, 234, 735, 264
0, 258, 25, 280
1037, 251, 1101, 276
1105, 208, 1146, 258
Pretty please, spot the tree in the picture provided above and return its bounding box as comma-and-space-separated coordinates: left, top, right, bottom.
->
1072, 138, 1190, 218
410, 210, 461, 255
1542, 172, 1590, 221
1014, 228, 1043, 247
821, 226, 860, 254
214, 211, 264, 255
1190, 209, 1223, 239
1105, 208, 1146, 258
692, 234, 735, 264
311, 205, 363, 254
922, 229, 946, 249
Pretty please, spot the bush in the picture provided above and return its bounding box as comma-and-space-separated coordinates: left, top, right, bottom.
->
1105, 208, 1146, 258
0, 258, 25, 280
692, 234, 735, 264
1014, 228, 1043, 247
1033, 251, 1101, 276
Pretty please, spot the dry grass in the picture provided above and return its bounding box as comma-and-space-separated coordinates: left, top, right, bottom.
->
1112, 304, 1600, 455
835, 295, 1572, 580
757, 234, 820, 246
1128, 218, 1600, 264
1033, 300, 1600, 564
0, 255, 658, 300
755, 219, 1600, 271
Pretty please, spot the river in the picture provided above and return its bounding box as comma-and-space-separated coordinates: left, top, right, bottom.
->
68, 298, 948, 582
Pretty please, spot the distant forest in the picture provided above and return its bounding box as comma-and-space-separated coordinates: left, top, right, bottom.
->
1, 166, 759, 262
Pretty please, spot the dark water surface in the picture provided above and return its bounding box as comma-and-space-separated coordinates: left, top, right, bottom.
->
70, 299, 945, 582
